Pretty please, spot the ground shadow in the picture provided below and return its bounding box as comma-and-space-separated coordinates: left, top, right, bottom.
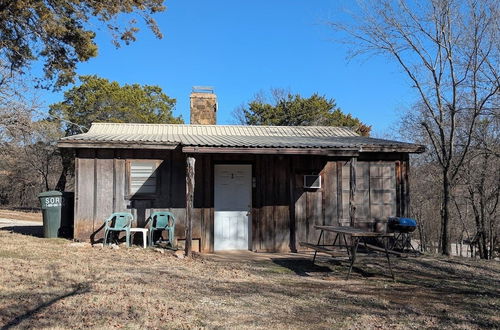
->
90, 222, 148, 247
0, 226, 42, 237
328, 260, 378, 278
0, 282, 90, 330
274, 253, 392, 279
271, 258, 332, 276
90, 222, 105, 244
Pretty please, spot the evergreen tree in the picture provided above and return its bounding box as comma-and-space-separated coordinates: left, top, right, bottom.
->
236, 89, 370, 136
49, 75, 182, 190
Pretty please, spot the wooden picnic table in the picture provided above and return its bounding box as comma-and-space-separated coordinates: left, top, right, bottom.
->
300, 225, 396, 281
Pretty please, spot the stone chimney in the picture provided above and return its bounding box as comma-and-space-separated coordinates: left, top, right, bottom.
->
190, 86, 217, 125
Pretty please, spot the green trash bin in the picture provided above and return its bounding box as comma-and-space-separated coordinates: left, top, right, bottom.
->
38, 191, 74, 238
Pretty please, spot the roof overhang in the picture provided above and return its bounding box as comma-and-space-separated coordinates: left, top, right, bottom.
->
57, 123, 426, 154
58, 140, 425, 154
359, 145, 426, 153
57, 141, 179, 149
181, 146, 360, 156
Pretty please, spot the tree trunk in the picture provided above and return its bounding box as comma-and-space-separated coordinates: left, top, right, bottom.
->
488, 220, 494, 259
479, 192, 489, 259
43, 173, 49, 191
417, 215, 426, 252
440, 170, 451, 255
185, 156, 195, 257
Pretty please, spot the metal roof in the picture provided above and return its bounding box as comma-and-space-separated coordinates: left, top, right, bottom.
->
59, 123, 424, 153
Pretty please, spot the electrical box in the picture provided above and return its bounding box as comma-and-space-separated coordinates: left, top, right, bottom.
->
304, 175, 321, 189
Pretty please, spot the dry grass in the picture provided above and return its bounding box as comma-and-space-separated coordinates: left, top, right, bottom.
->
0, 209, 42, 222
0, 231, 498, 329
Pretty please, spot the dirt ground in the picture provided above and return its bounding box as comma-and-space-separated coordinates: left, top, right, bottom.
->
0, 231, 498, 329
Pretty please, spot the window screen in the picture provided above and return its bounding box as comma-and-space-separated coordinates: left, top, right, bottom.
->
130, 161, 158, 194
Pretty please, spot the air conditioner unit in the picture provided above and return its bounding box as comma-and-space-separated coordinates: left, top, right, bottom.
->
304, 175, 321, 189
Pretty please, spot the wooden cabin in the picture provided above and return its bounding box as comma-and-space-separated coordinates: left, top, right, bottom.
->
58, 90, 424, 252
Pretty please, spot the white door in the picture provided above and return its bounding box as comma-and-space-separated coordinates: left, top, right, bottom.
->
214, 164, 252, 251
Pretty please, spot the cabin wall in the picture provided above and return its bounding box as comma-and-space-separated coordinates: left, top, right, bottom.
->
73, 149, 410, 252
74, 149, 191, 245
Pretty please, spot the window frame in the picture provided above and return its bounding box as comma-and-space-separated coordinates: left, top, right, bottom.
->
125, 159, 162, 198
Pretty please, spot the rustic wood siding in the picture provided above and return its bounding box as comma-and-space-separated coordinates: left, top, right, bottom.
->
370, 161, 397, 221
341, 160, 351, 225
94, 149, 114, 240
73, 149, 410, 252
74, 149, 95, 240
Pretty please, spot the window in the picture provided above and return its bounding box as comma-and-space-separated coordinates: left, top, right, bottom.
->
304, 175, 321, 189
129, 160, 160, 195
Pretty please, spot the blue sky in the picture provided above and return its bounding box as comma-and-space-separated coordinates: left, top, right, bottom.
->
37, 0, 416, 136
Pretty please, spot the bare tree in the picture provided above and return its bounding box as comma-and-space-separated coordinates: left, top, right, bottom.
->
232, 88, 291, 124
0, 66, 63, 207
330, 0, 499, 255
459, 115, 499, 258
1, 110, 63, 207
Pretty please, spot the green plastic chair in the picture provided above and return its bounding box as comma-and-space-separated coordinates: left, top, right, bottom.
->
146, 211, 175, 247
103, 212, 133, 247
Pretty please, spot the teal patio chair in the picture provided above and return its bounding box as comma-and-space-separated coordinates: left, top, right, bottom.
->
103, 212, 134, 247
146, 211, 175, 247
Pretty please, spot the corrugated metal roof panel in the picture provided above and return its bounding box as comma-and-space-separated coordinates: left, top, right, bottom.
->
59, 123, 424, 152
74, 123, 359, 138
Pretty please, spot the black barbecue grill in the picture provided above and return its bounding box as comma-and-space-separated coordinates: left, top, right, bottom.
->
388, 217, 417, 233
387, 217, 418, 253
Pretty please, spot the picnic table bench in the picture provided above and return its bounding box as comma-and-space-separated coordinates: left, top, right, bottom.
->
300, 225, 396, 281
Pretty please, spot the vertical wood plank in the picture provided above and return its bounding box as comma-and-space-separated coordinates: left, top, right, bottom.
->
307, 189, 323, 243
322, 160, 337, 242
94, 150, 114, 239
288, 156, 297, 252
113, 157, 127, 212
349, 157, 357, 227
74, 150, 95, 241
171, 149, 186, 208
206, 154, 214, 252
294, 157, 307, 249
295, 179, 307, 249
395, 160, 402, 217
73, 150, 79, 240
403, 155, 410, 217
337, 161, 343, 224
341, 161, 351, 225
263, 155, 275, 251
170, 149, 186, 238
253, 155, 262, 251
158, 151, 171, 207
200, 155, 209, 252
191, 155, 203, 240
274, 156, 289, 252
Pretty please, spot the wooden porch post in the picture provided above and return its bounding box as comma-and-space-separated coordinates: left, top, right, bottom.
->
185, 155, 195, 257
349, 157, 357, 227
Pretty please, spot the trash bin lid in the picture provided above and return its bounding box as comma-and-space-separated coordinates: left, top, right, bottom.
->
38, 190, 63, 198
